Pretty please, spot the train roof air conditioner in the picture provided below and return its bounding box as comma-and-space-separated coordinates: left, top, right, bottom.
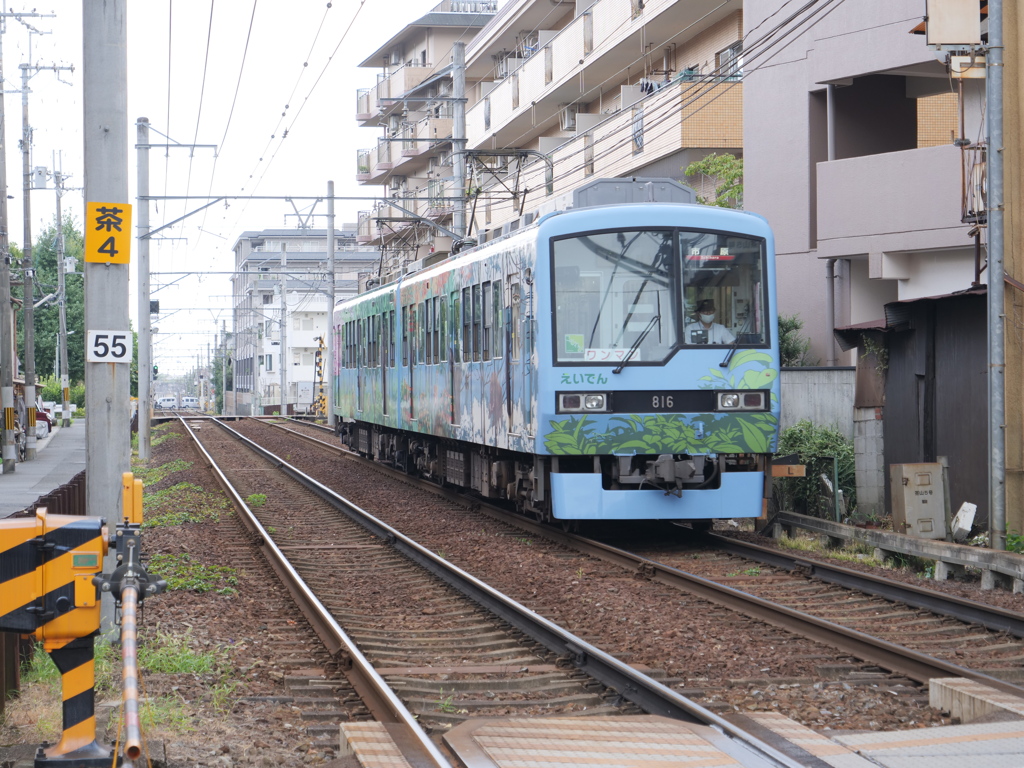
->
560, 104, 579, 132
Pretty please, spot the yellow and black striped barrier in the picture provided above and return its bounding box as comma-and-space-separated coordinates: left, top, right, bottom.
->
0, 472, 166, 767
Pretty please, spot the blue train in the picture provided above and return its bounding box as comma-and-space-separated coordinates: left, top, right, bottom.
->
333, 180, 780, 526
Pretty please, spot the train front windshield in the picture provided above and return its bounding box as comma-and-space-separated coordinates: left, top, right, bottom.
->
552, 228, 767, 364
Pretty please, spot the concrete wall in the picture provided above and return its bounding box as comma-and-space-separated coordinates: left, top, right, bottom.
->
779, 367, 855, 438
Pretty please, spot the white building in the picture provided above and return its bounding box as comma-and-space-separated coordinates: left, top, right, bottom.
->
231, 228, 378, 415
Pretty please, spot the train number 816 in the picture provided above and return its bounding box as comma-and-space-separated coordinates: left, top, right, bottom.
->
651, 395, 674, 409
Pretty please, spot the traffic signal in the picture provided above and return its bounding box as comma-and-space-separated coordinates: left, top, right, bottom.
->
152, 364, 158, 379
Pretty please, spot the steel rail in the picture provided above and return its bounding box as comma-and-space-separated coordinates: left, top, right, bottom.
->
248, 417, 1024, 696
215, 417, 807, 768
708, 533, 1024, 638
178, 417, 453, 768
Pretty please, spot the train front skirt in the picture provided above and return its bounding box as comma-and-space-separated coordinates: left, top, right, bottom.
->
550, 471, 764, 520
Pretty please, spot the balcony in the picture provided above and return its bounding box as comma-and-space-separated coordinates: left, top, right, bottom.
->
816, 144, 969, 259
356, 183, 453, 247
466, 0, 736, 148
472, 79, 742, 233
355, 140, 397, 184
356, 64, 436, 125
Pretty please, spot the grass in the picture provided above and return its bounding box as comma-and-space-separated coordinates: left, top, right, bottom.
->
143, 483, 232, 527
3, 631, 231, 745
245, 493, 267, 507
777, 533, 888, 569
147, 553, 239, 595
133, 458, 193, 487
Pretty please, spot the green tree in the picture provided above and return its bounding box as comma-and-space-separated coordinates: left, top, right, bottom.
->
684, 152, 743, 208
211, 341, 233, 414
779, 314, 818, 367
16, 217, 86, 383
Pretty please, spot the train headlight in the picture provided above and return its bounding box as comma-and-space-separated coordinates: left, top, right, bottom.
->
719, 393, 740, 409
717, 391, 766, 411
558, 393, 609, 413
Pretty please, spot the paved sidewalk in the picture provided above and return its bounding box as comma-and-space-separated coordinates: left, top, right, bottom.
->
0, 421, 87, 518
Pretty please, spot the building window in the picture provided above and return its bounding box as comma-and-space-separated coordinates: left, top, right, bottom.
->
630, 0, 644, 20
265, 354, 273, 371
262, 293, 272, 305
632, 106, 644, 154
717, 41, 742, 79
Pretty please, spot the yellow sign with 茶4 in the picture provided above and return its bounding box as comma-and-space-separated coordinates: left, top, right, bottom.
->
84, 201, 133, 264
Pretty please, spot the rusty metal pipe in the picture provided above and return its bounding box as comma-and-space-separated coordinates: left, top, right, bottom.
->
120, 584, 142, 761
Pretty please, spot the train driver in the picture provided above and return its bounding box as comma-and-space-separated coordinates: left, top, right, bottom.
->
685, 299, 736, 345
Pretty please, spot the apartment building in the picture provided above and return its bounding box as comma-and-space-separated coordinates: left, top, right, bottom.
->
743, 0, 990, 524
354, 0, 744, 264
355, 0, 498, 274
231, 229, 378, 415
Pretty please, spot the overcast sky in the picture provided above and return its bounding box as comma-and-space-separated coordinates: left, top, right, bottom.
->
9, 0, 447, 373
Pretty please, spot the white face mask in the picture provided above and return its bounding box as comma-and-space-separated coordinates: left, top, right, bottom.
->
699, 313, 715, 324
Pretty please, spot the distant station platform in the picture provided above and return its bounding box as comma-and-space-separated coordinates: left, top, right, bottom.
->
0, 422, 86, 518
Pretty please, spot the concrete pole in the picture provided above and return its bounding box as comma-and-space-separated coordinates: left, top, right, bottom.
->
83, 0, 130, 632
0, 26, 15, 473
452, 42, 467, 239
55, 172, 71, 427
136, 118, 152, 458
987, 0, 1006, 550
221, 319, 227, 415
21, 64, 36, 459
280, 243, 288, 415
327, 180, 335, 428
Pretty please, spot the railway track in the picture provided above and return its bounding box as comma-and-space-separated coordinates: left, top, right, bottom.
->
239, 418, 1024, 700
184, 416, 806, 767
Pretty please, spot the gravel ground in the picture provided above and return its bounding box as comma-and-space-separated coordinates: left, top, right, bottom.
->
11, 417, 1016, 767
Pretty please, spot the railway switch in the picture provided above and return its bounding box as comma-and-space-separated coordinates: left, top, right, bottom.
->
0, 471, 167, 767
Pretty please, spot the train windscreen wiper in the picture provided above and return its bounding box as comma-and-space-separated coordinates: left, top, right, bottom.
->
613, 315, 660, 374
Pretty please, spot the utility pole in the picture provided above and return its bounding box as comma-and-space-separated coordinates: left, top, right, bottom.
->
452, 42, 467, 238
987, 0, 1005, 550
280, 243, 288, 415
134, 122, 215, 456
0, 20, 15, 473
327, 180, 335, 429
54, 168, 71, 427
83, 0, 130, 635
20, 58, 74, 460
221, 319, 227, 415
136, 118, 152, 458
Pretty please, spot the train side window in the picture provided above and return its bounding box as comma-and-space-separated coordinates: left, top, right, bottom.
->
402, 306, 409, 365
492, 280, 503, 359
472, 284, 482, 362
417, 302, 425, 364
462, 287, 472, 361
374, 315, 381, 368
481, 281, 492, 361
389, 310, 396, 367
439, 297, 448, 361
425, 302, 433, 365
509, 280, 521, 361
452, 291, 461, 362
357, 319, 363, 369
432, 297, 440, 363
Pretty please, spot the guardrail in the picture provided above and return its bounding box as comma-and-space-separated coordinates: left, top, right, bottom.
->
769, 510, 1024, 591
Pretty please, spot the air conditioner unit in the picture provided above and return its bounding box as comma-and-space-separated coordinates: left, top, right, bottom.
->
389, 176, 406, 192
560, 104, 579, 132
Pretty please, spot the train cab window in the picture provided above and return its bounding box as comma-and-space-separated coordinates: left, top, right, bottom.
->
462, 287, 472, 361
509, 279, 520, 361
451, 291, 461, 362
481, 281, 491, 361
492, 280, 503, 359
439, 297, 448, 362
552, 229, 676, 364
680, 232, 767, 347
472, 284, 482, 362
